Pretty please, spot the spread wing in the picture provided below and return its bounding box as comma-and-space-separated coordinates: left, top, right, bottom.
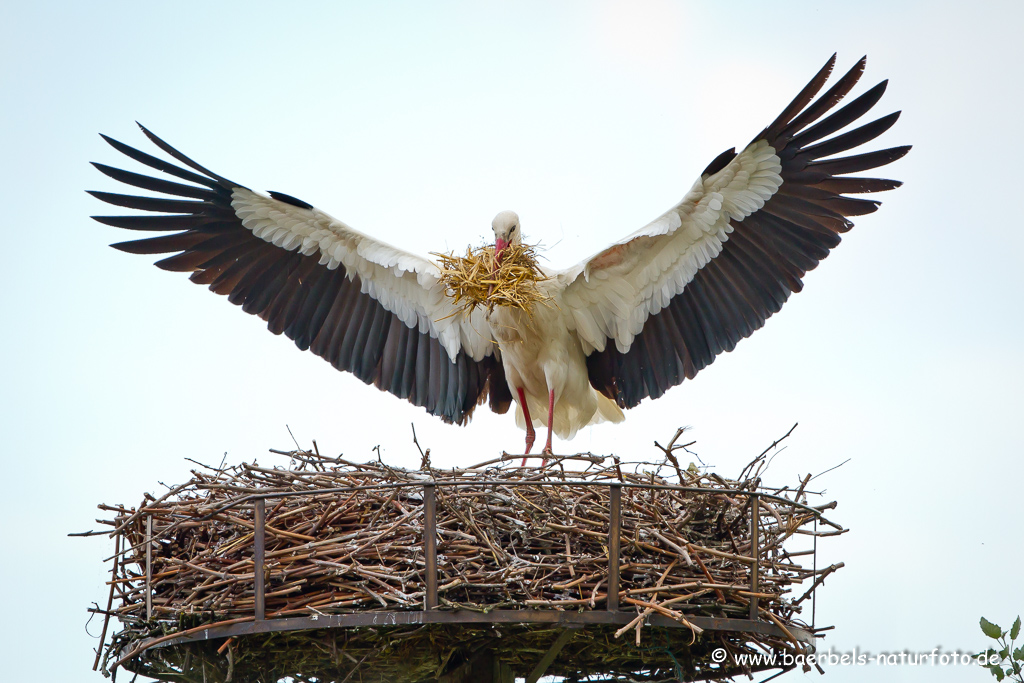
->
90, 125, 511, 424
557, 55, 910, 408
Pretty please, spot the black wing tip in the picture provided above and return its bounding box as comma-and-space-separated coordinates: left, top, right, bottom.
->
855, 200, 881, 216
862, 79, 889, 101
809, 53, 839, 86
841, 55, 866, 80
90, 161, 125, 185
816, 52, 839, 83
86, 189, 130, 203
889, 144, 913, 160
87, 190, 123, 209
97, 123, 243, 191
136, 121, 160, 145
97, 132, 157, 162
840, 54, 864, 74
98, 132, 122, 149
132, 122, 174, 151
92, 214, 156, 229
762, 53, 845, 143
880, 110, 902, 126
153, 254, 192, 272
98, 132, 140, 155
110, 239, 159, 255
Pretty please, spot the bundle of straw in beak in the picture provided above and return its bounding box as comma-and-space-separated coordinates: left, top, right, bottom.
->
434, 242, 550, 315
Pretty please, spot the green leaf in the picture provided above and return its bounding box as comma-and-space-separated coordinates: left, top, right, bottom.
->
1000, 646, 1010, 659
983, 617, 1005, 639
991, 664, 1005, 681
1013, 645, 1024, 662
1012, 616, 1021, 641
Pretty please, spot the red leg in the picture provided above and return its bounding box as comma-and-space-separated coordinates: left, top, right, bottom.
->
541, 388, 555, 464
517, 387, 535, 465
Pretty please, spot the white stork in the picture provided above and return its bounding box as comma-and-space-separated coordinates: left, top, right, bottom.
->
90, 55, 908, 458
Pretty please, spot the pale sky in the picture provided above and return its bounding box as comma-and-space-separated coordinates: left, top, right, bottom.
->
2, 2, 1021, 682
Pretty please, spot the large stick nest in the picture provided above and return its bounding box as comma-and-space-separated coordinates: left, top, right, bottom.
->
90, 433, 844, 682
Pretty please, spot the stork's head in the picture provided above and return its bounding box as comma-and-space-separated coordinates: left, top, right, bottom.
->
491, 210, 521, 265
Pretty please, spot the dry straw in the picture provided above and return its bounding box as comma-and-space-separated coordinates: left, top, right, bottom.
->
434, 243, 550, 315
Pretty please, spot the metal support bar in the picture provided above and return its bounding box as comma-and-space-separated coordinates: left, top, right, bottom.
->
150, 610, 817, 650
254, 498, 266, 621
812, 515, 817, 629
494, 660, 514, 683
608, 484, 621, 612
526, 628, 578, 683
749, 493, 759, 620
145, 514, 153, 621
424, 484, 438, 610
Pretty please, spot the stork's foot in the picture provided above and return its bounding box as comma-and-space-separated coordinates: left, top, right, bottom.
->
520, 432, 536, 466
540, 388, 555, 465
520, 437, 535, 467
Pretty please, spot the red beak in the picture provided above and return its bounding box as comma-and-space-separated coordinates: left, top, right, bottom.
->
494, 238, 508, 266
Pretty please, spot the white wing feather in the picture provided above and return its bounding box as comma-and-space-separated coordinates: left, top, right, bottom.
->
231, 188, 492, 362
557, 139, 783, 355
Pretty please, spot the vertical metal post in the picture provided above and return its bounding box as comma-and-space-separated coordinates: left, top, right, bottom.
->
254, 498, 266, 621
811, 515, 817, 629
145, 514, 153, 621
749, 493, 759, 620
424, 484, 438, 610
608, 484, 621, 612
